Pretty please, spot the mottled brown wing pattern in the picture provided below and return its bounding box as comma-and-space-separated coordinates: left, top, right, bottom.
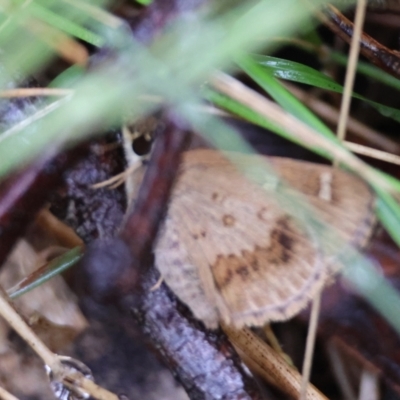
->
269, 157, 376, 248
153, 150, 375, 328
155, 218, 220, 327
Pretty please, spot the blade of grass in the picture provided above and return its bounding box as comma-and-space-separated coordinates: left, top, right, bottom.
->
204, 87, 332, 159
0, 0, 328, 177
29, 2, 104, 47
7, 246, 84, 299
252, 54, 400, 123
342, 250, 400, 334
237, 55, 336, 139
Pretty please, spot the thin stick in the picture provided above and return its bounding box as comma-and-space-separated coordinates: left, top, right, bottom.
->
0, 96, 71, 145
336, 0, 367, 143
211, 72, 391, 192
121, 124, 148, 203
63, 372, 119, 400
300, 1, 367, 398
222, 325, 327, 400
92, 124, 145, 190
91, 162, 140, 189
358, 369, 379, 400
61, 0, 124, 29
36, 209, 84, 247
0, 289, 118, 400
0, 386, 19, 400
284, 82, 399, 153
299, 291, 321, 400
344, 141, 400, 166
327, 342, 356, 400
0, 289, 58, 369
263, 324, 284, 354
0, 88, 73, 98
263, 324, 294, 366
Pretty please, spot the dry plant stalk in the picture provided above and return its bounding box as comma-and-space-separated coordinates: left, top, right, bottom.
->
210, 72, 391, 192
0, 385, 19, 400
300, 0, 367, 398
0, 286, 118, 400
0, 88, 73, 98
284, 82, 400, 155
35, 209, 84, 248
222, 325, 327, 400
26, 19, 88, 66
212, 2, 387, 398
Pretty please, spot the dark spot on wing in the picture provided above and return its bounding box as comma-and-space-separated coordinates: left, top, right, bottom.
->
222, 214, 235, 227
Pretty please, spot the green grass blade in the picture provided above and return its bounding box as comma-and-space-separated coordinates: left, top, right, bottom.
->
253, 54, 400, 123
204, 87, 332, 159
30, 2, 104, 47
237, 55, 336, 139
8, 246, 84, 299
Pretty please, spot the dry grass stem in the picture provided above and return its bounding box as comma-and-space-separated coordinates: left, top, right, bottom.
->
150, 275, 164, 291
61, 0, 125, 29
91, 169, 130, 189
344, 141, 400, 165
0, 88, 73, 98
222, 325, 327, 400
0, 287, 118, 400
0, 288, 57, 368
0, 96, 71, 145
321, 3, 366, 399
27, 19, 88, 66
0, 386, 19, 400
335, 0, 367, 143
91, 139, 142, 191
211, 72, 391, 192
284, 83, 400, 153
36, 209, 83, 248
359, 369, 379, 400
69, 373, 119, 400
263, 325, 284, 354
327, 342, 357, 400
300, 291, 322, 400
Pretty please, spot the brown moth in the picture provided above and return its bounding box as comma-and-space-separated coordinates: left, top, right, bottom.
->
129, 149, 376, 328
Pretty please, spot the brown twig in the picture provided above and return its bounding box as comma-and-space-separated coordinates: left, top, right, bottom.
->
223, 325, 327, 400
134, 268, 264, 400
321, 5, 400, 79
119, 111, 190, 264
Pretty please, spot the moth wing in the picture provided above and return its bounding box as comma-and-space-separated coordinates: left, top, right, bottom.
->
155, 150, 375, 328
269, 157, 376, 272
155, 216, 220, 327
156, 150, 328, 327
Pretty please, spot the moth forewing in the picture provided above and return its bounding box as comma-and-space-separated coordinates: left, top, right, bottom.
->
155, 212, 221, 328
128, 149, 376, 328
